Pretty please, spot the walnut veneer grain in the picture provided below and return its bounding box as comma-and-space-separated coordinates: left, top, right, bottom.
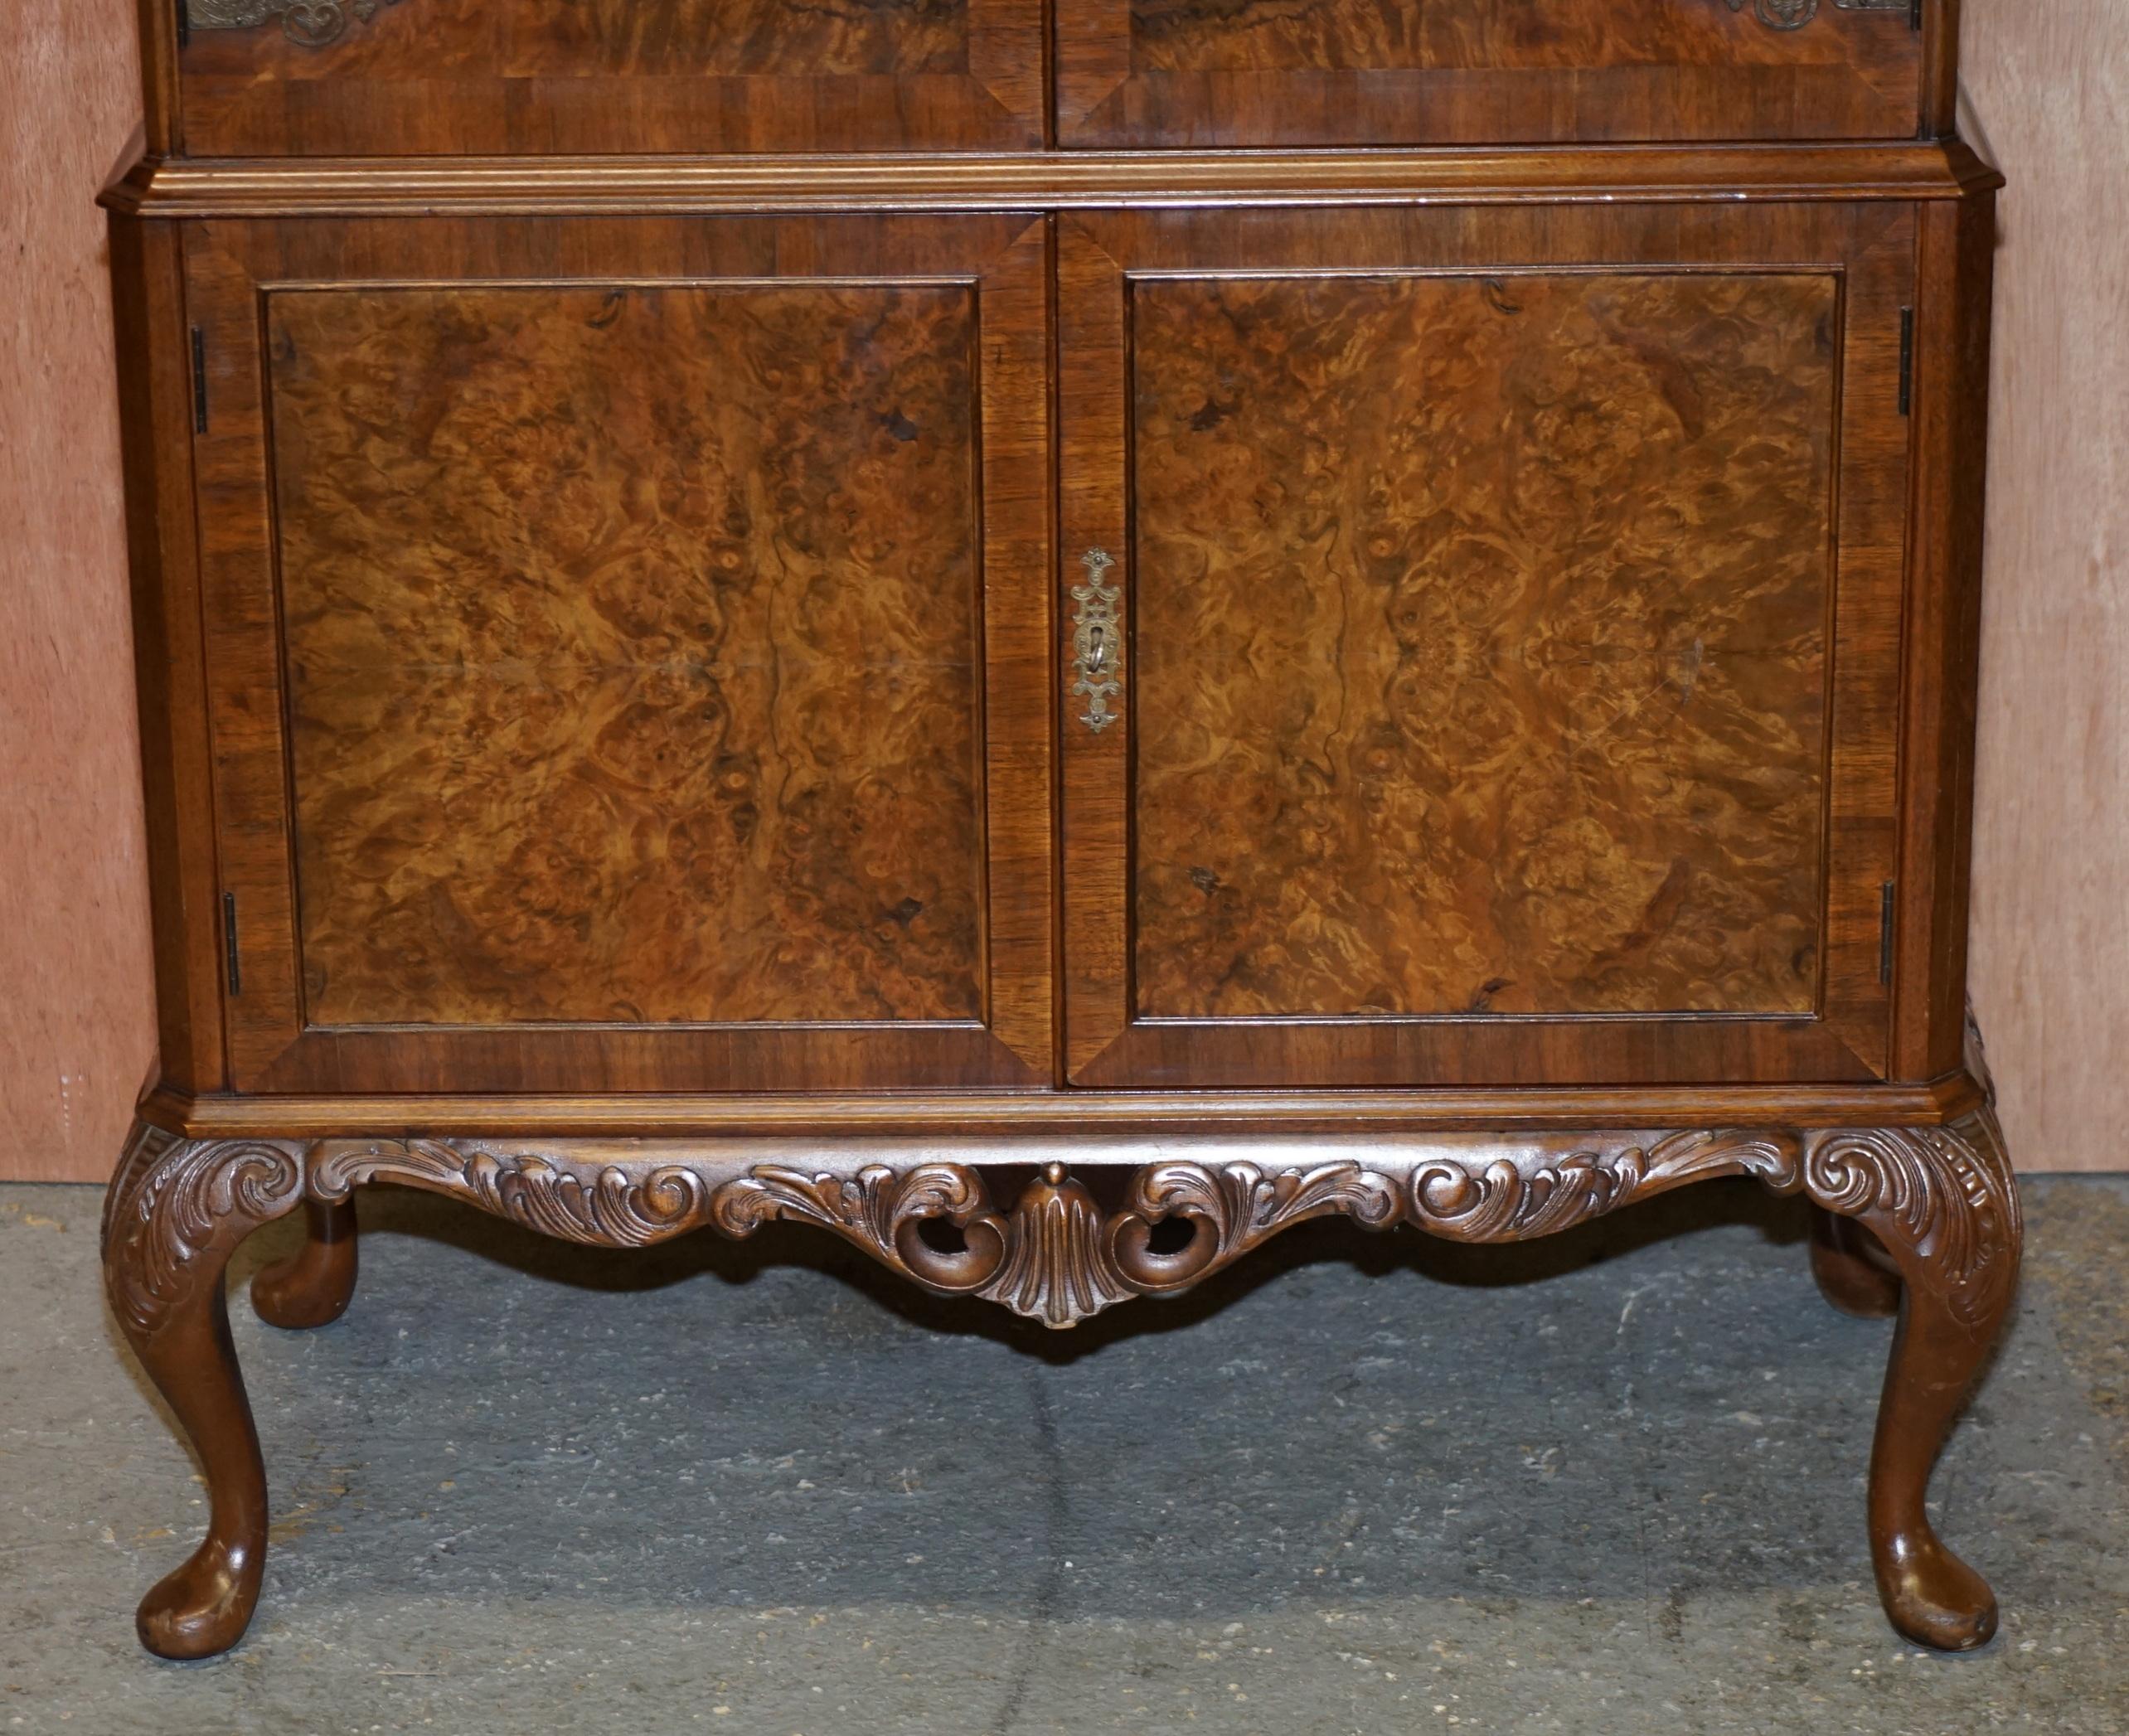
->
1058, 201, 1910, 1089
1132, 269, 1836, 1021
269, 281, 986, 1028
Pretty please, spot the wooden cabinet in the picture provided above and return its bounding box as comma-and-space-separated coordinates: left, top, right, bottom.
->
103, 0, 2018, 1666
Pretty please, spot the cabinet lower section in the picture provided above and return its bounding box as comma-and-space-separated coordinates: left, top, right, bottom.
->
104, 1058, 2020, 1661
99, 144, 2008, 1668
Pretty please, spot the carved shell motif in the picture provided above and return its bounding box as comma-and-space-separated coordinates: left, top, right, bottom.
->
985, 1166, 1132, 1326
709, 1161, 1119, 1328
707, 1157, 1404, 1329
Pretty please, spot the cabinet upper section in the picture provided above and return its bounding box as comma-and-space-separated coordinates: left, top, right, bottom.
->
160, 0, 1945, 158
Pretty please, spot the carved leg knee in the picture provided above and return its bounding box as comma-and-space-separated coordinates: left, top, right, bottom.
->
1803, 1109, 2021, 1651
102, 1123, 305, 1659
254, 1195, 359, 1329
1808, 1205, 1902, 1319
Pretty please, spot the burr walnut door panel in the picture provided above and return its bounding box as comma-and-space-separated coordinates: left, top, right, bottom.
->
1056, 0, 1924, 148
1059, 204, 1915, 1089
176, 0, 1044, 156
185, 215, 1053, 1094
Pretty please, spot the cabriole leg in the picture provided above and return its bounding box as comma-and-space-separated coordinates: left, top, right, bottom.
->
101, 1122, 306, 1659
1803, 1109, 2022, 1651
253, 1195, 359, 1329
1807, 1205, 1902, 1319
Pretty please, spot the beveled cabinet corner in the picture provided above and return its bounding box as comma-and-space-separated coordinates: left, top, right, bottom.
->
104, 0, 2010, 1662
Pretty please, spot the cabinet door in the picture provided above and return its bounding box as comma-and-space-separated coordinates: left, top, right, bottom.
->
177, 0, 1043, 155
1059, 204, 1913, 1088
187, 215, 1051, 1094
1057, 0, 1923, 148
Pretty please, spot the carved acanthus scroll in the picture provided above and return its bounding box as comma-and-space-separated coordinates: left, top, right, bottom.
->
108, 1107, 2015, 1336
708, 1159, 1018, 1295
697, 1126, 1982, 1330
1111, 1159, 1402, 1293
310, 1138, 711, 1248
102, 1124, 306, 1339
1405, 1131, 1800, 1241
1794, 1118, 2020, 1331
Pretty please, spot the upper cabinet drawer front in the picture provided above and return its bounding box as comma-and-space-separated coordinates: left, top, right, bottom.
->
1058, 0, 1923, 148
177, 0, 1044, 155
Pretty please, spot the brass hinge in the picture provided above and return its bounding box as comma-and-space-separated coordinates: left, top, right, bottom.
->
190, 327, 209, 434
1879, 881, 1897, 986
1897, 307, 1914, 417
222, 890, 242, 997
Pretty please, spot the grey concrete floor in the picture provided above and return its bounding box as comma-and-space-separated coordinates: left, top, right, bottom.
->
3, 1174, 2127, 1736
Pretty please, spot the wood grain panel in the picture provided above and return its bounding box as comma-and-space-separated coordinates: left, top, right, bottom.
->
181, 213, 1050, 1094
1130, 269, 1837, 1020
265, 281, 985, 1029
0, 0, 159, 1181
1961, 1, 2129, 1171
1060, 202, 1908, 1089
177, 0, 1043, 155
1060, 0, 1924, 147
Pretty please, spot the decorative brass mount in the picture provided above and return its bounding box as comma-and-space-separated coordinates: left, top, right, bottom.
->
1725, 0, 1910, 28
186, 0, 402, 48
1069, 547, 1123, 734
